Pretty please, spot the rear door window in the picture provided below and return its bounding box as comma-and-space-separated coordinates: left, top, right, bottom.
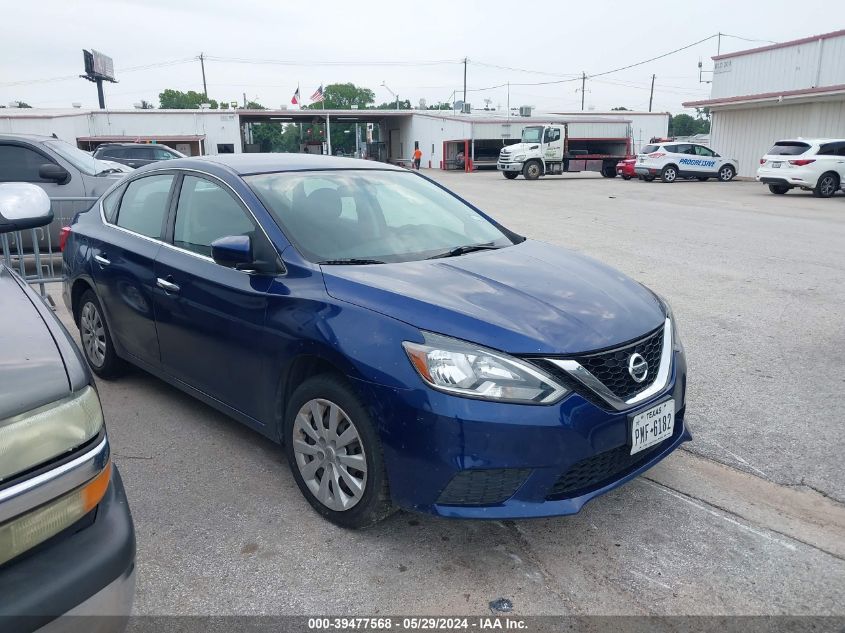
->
694, 145, 715, 157
115, 174, 174, 239
767, 142, 811, 156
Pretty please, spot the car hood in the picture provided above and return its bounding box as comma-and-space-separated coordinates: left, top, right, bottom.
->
321, 240, 665, 354
0, 267, 71, 419
501, 142, 535, 155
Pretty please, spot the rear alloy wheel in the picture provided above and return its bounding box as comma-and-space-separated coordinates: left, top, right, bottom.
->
503, 171, 518, 180
285, 374, 394, 528
660, 165, 677, 183
768, 184, 790, 195
813, 173, 839, 198
718, 165, 736, 182
523, 160, 542, 180
78, 290, 124, 379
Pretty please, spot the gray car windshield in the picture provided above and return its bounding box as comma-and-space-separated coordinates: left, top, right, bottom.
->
246, 170, 515, 264
44, 139, 114, 176
521, 127, 543, 143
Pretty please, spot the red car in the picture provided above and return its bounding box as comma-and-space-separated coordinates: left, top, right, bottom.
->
616, 157, 637, 180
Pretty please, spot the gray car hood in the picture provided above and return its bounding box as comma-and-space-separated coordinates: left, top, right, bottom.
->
0, 267, 71, 419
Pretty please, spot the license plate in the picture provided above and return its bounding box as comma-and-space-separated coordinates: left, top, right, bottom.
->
772, 162, 782, 168
630, 399, 674, 455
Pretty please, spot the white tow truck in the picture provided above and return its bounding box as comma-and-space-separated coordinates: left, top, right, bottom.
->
497, 121, 631, 180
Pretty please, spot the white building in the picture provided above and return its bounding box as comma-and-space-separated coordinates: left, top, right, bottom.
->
684, 28, 845, 177
0, 106, 659, 168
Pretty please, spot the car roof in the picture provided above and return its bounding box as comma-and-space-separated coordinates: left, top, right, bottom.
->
153, 153, 407, 175
771, 138, 845, 144
0, 133, 56, 144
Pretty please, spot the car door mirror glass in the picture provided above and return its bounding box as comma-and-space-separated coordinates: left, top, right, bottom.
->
38, 163, 70, 184
211, 235, 253, 269
0, 183, 53, 233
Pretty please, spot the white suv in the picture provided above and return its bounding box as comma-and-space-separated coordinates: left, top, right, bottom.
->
635, 142, 738, 183
757, 139, 845, 198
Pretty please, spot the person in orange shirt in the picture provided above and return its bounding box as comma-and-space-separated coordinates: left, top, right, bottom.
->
413, 147, 422, 170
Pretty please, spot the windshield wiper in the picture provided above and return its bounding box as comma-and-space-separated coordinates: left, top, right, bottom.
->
318, 258, 386, 265
426, 243, 501, 260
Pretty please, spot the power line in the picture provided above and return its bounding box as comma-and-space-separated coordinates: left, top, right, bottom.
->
0, 57, 196, 87
202, 55, 460, 67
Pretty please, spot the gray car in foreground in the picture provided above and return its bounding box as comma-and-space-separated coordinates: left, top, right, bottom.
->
0, 183, 135, 632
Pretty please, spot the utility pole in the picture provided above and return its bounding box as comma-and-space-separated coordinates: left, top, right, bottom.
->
243, 92, 247, 108
199, 53, 208, 99
580, 71, 586, 111
463, 57, 468, 109
648, 74, 655, 112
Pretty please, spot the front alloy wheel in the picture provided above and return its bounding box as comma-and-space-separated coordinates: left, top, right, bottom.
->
718, 165, 736, 182
523, 161, 542, 180
660, 165, 677, 183
285, 374, 394, 528
292, 398, 367, 511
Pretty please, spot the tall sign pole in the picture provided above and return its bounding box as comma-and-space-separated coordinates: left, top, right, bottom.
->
81, 49, 117, 109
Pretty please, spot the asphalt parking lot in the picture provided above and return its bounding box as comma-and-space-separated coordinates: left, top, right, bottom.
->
52, 171, 845, 616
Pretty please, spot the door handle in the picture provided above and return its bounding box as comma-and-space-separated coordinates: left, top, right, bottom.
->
156, 277, 180, 294
94, 254, 111, 266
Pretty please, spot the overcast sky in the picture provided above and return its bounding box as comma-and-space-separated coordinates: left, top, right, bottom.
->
0, 0, 839, 113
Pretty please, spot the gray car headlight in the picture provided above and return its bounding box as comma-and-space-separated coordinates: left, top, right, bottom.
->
0, 386, 104, 483
403, 332, 568, 404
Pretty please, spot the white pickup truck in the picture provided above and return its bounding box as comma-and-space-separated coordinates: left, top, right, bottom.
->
497, 122, 631, 180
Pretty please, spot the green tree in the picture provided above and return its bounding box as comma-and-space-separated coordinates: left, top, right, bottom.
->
375, 99, 411, 110
244, 100, 265, 109
304, 83, 375, 110
427, 102, 453, 110
158, 89, 218, 109
669, 113, 710, 137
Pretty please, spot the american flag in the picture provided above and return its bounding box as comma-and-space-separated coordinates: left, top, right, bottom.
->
310, 85, 324, 103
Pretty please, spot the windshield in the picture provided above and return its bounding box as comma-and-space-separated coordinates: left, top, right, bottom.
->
44, 139, 115, 176
766, 141, 811, 156
521, 127, 543, 143
246, 170, 515, 264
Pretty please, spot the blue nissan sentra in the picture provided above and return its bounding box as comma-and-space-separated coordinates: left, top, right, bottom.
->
63, 154, 689, 528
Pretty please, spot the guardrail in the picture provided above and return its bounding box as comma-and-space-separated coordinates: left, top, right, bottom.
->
0, 197, 98, 306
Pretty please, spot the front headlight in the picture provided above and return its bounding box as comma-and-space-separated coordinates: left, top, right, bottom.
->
514, 155, 526, 161
0, 386, 104, 483
403, 332, 568, 404
654, 293, 683, 352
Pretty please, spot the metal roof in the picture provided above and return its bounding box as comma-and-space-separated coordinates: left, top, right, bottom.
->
683, 83, 845, 108
712, 28, 845, 61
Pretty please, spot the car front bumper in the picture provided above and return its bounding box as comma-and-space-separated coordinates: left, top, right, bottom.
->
0, 467, 136, 633
497, 162, 523, 172
354, 349, 690, 519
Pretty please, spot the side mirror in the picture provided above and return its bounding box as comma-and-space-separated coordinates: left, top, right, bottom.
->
0, 183, 53, 234
211, 235, 253, 270
39, 163, 70, 184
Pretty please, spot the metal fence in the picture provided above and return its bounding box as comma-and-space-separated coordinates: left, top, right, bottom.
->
0, 197, 98, 306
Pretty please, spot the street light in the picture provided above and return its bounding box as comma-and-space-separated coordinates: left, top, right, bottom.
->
381, 81, 399, 110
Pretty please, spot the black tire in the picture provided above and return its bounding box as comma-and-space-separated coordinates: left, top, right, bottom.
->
718, 164, 736, 182
601, 163, 617, 178
644, 175, 656, 182
697, 177, 709, 181
77, 289, 125, 379
522, 160, 542, 180
768, 184, 790, 195
503, 171, 518, 180
813, 172, 839, 198
284, 374, 394, 529
660, 165, 678, 183
622, 175, 632, 180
